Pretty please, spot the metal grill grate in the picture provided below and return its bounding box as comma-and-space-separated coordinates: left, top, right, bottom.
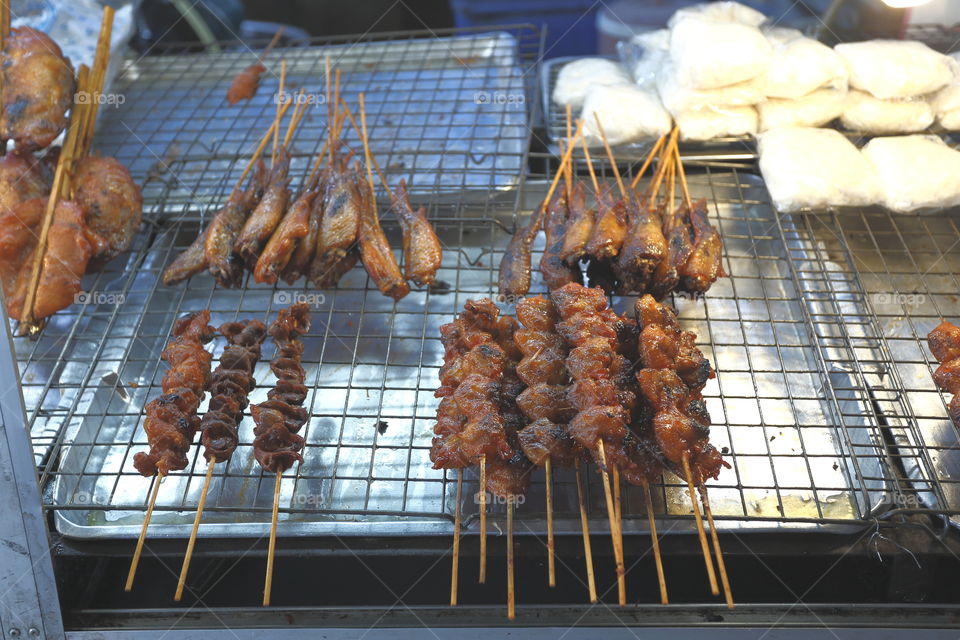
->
6, 27, 932, 541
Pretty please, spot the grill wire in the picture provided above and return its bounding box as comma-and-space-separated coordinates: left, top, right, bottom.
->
7, 26, 955, 540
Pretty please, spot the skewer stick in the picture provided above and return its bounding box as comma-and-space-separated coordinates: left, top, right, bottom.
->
125, 473, 163, 591
682, 454, 718, 596
258, 26, 285, 63
646, 128, 678, 204
563, 105, 574, 197
543, 120, 584, 212
628, 135, 667, 191
233, 99, 292, 191
507, 499, 516, 620
281, 89, 307, 148
578, 133, 601, 197
642, 481, 668, 605
450, 469, 463, 606
325, 56, 334, 166
596, 441, 626, 606
592, 115, 626, 199
263, 470, 283, 606
174, 458, 216, 601
357, 94, 377, 194
339, 97, 395, 201
675, 141, 693, 210
272, 60, 286, 163
545, 457, 556, 587
702, 490, 734, 609
479, 454, 487, 584
0, 0, 9, 52
574, 459, 598, 603
612, 466, 623, 574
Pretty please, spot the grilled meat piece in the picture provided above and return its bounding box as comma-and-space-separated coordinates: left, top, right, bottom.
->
162, 226, 210, 286
74, 156, 143, 262
283, 168, 327, 284
614, 197, 666, 294
585, 257, 617, 294
235, 146, 291, 267
680, 199, 725, 293
204, 161, 268, 288
518, 418, 580, 467
499, 203, 547, 297
391, 178, 441, 286
252, 303, 312, 473
559, 181, 594, 266
929, 320, 960, 363
226, 63, 266, 105
636, 294, 713, 390
649, 203, 694, 300
355, 170, 409, 300
0, 149, 49, 212
309, 158, 360, 287
539, 187, 582, 290
1, 27, 74, 150
585, 186, 627, 260
133, 311, 215, 476
0, 197, 44, 299
253, 182, 318, 284
200, 320, 267, 463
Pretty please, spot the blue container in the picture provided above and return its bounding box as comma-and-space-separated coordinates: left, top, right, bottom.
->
450, 0, 600, 58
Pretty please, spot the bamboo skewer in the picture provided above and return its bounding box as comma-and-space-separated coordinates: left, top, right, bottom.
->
563, 105, 574, 197
174, 458, 216, 601
675, 141, 694, 211
450, 469, 463, 606
596, 440, 626, 606
339, 97, 395, 202
507, 499, 516, 620
579, 133, 601, 197
125, 473, 163, 591
0, 0, 9, 52
612, 465, 623, 578
591, 115, 626, 199
682, 454, 719, 596
233, 99, 292, 192
263, 470, 283, 606
357, 94, 377, 194
628, 135, 667, 191
281, 89, 308, 148
545, 457, 556, 587
702, 490, 734, 608
272, 60, 286, 163
574, 458, 598, 603
642, 481, 668, 605
479, 454, 487, 584
646, 128, 678, 204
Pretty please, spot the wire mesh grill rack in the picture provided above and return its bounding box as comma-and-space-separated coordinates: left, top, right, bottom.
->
8, 26, 949, 543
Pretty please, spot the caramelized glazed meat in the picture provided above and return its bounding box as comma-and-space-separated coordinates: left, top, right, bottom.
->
0, 150, 49, 212
680, 199, 725, 293
929, 320, 960, 430
355, 170, 409, 300
391, 178, 442, 286
309, 157, 360, 287
614, 198, 666, 293
499, 204, 547, 297
133, 311, 215, 476
518, 418, 580, 467
585, 186, 628, 261
539, 187, 582, 290
74, 156, 143, 262
0, 197, 43, 299
559, 181, 594, 266
283, 168, 327, 284
235, 146, 291, 267
1, 27, 74, 150
253, 181, 318, 284
635, 294, 713, 390
200, 320, 267, 463
649, 203, 694, 300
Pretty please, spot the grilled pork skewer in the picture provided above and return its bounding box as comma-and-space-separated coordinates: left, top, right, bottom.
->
928, 320, 960, 426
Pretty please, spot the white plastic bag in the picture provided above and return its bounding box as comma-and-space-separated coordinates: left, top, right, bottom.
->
835, 40, 956, 99
581, 83, 672, 146
757, 127, 881, 212
758, 89, 847, 131
675, 106, 757, 141
763, 35, 847, 99
932, 52, 960, 130
861, 135, 960, 213
668, 1, 767, 28
628, 29, 670, 88
669, 16, 772, 90
656, 62, 766, 114
552, 58, 631, 110
840, 90, 933, 134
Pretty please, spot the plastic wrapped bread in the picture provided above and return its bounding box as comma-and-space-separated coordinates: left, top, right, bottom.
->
581, 83, 672, 146
669, 16, 773, 90
762, 32, 847, 99
932, 52, 960, 130
840, 90, 934, 134
835, 40, 956, 100
675, 106, 757, 141
552, 58, 631, 111
758, 89, 847, 131
667, 1, 767, 28
626, 28, 670, 88
757, 127, 881, 212
861, 135, 960, 213
656, 62, 766, 115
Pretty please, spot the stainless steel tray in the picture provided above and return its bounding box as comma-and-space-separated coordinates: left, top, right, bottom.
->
40, 170, 895, 539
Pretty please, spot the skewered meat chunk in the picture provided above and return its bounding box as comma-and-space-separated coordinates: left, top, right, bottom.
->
204, 161, 268, 288
309, 156, 360, 287
74, 156, 143, 262
162, 226, 210, 286
928, 320, 960, 364
226, 63, 266, 104
518, 418, 580, 467
235, 146, 291, 267
0, 197, 44, 299
499, 204, 547, 297
614, 198, 666, 293
391, 178, 442, 286
649, 203, 695, 300
539, 187, 582, 290
485, 451, 532, 499
585, 186, 628, 260
1, 26, 74, 150
559, 181, 594, 266
133, 311, 215, 476
516, 384, 575, 423
283, 168, 327, 284
200, 320, 267, 463
0, 149, 49, 212
254, 179, 318, 284
252, 303, 312, 473
929, 321, 960, 425
355, 168, 409, 300
680, 199, 725, 293
636, 294, 713, 390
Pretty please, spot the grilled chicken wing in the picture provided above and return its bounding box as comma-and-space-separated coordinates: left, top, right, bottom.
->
356, 170, 409, 300
680, 198, 725, 293
499, 204, 547, 297
1, 27, 74, 150
204, 160, 267, 288
614, 197, 666, 293
235, 146, 291, 267
254, 181, 318, 285
74, 156, 143, 262
649, 203, 694, 300
539, 187, 582, 290
585, 185, 627, 260
559, 181, 593, 266
390, 178, 441, 286
226, 63, 266, 105
308, 158, 360, 287
282, 168, 327, 284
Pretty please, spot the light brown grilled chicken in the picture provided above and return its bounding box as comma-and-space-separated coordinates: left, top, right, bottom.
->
1, 27, 74, 150
585, 185, 628, 261
254, 178, 319, 285
74, 156, 143, 263
680, 198, 725, 293
499, 203, 547, 297
0, 150, 50, 213
283, 168, 327, 284
235, 146, 291, 267
355, 169, 409, 300
203, 161, 268, 288
559, 181, 593, 266
390, 178, 441, 287
0, 197, 44, 299
308, 157, 359, 287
